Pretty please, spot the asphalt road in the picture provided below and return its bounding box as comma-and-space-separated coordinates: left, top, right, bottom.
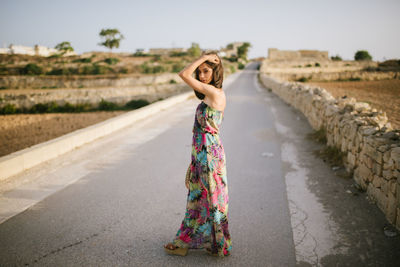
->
1, 62, 399, 266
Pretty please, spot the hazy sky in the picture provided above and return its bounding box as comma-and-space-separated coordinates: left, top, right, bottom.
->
1, 0, 399, 61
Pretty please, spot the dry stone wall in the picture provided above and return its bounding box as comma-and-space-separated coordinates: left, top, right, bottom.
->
259, 71, 400, 230
0, 73, 181, 89
0, 83, 191, 109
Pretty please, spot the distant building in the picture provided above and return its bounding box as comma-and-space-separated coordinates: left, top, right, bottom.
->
0, 44, 76, 57
148, 47, 187, 55
268, 48, 329, 60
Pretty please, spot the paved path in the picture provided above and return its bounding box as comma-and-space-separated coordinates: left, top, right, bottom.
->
1, 63, 399, 266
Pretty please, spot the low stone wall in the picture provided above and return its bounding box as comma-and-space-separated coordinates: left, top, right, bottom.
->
0, 73, 181, 89
0, 83, 191, 109
268, 71, 399, 82
260, 59, 399, 82
259, 72, 400, 230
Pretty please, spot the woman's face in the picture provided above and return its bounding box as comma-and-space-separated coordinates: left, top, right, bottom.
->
198, 63, 213, 84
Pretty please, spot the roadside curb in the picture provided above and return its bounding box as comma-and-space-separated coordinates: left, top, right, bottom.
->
0, 70, 243, 182
0, 90, 195, 181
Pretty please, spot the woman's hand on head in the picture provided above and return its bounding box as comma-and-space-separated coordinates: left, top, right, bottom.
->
203, 54, 220, 65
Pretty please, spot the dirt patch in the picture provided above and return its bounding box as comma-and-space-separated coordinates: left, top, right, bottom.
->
0, 111, 127, 157
308, 79, 400, 129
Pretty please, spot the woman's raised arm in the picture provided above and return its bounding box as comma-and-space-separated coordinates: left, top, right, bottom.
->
178, 54, 219, 98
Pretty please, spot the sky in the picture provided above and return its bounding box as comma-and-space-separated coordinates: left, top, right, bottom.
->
1, 0, 399, 61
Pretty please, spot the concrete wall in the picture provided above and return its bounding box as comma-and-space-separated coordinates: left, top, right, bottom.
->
259, 71, 400, 230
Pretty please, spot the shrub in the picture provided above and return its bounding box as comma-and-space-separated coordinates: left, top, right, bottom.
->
46, 67, 78, 75
31, 103, 49, 113
331, 55, 342, 61
238, 62, 245, 69
355, 50, 372, 61
169, 79, 177, 84
305, 64, 312, 67
22, 63, 43, 75
98, 99, 118, 110
297, 77, 309, 82
140, 63, 166, 74
73, 57, 92, 63
172, 63, 185, 73
104, 57, 120, 65
119, 67, 128, 74
224, 56, 237, 62
315, 62, 320, 67
0, 103, 17, 114
125, 99, 149, 109
229, 65, 236, 73
170, 51, 188, 57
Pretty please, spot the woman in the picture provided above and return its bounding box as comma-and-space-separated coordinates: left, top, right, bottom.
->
163, 51, 232, 257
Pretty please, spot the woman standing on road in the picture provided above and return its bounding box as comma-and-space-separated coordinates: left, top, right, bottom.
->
164, 51, 232, 257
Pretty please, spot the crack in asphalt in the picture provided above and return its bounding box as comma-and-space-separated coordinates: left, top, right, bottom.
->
289, 199, 320, 266
25, 219, 122, 266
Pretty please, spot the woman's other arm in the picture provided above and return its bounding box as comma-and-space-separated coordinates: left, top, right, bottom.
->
178, 55, 219, 98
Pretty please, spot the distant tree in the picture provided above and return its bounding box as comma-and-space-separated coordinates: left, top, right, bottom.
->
226, 43, 234, 49
331, 55, 342, 61
237, 42, 251, 61
98, 28, 124, 51
354, 50, 372, 61
55, 41, 74, 55
188, 42, 201, 57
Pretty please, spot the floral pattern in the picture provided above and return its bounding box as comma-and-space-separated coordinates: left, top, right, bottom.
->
172, 101, 232, 257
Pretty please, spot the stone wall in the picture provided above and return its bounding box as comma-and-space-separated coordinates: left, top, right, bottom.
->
259, 71, 400, 230
260, 59, 399, 82
268, 48, 329, 60
0, 73, 181, 89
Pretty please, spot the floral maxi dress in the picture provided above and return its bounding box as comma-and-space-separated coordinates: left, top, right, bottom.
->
172, 101, 232, 257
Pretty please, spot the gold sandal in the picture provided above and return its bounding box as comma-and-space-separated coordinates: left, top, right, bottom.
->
164, 243, 188, 256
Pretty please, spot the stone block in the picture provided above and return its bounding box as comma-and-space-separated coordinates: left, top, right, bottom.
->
390, 180, 396, 195
376, 189, 388, 212
355, 163, 372, 183
372, 175, 381, 188
382, 169, 393, 181
372, 161, 382, 176
383, 149, 392, 163
396, 208, 400, 230
347, 152, 356, 167
386, 192, 397, 224
383, 159, 395, 171
397, 183, 400, 206
381, 179, 389, 194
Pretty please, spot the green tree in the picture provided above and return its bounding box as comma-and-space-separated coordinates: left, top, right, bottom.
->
226, 43, 234, 49
354, 50, 372, 61
188, 42, 201, 57
55, 41, 74, 55
98, 28, 124, 51
237, 42, 251, 61
331, 55, 342, 61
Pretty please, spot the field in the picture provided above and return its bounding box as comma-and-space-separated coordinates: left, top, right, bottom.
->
0, 111, 126, 157
308, 79, 400, 129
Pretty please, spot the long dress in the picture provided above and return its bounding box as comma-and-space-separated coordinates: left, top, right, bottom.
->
172, 100, 232, 257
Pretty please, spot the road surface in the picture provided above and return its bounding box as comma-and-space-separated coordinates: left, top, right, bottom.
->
1, 62, 399, 266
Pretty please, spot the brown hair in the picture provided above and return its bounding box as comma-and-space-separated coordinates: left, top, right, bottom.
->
194, 51, 224, 100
